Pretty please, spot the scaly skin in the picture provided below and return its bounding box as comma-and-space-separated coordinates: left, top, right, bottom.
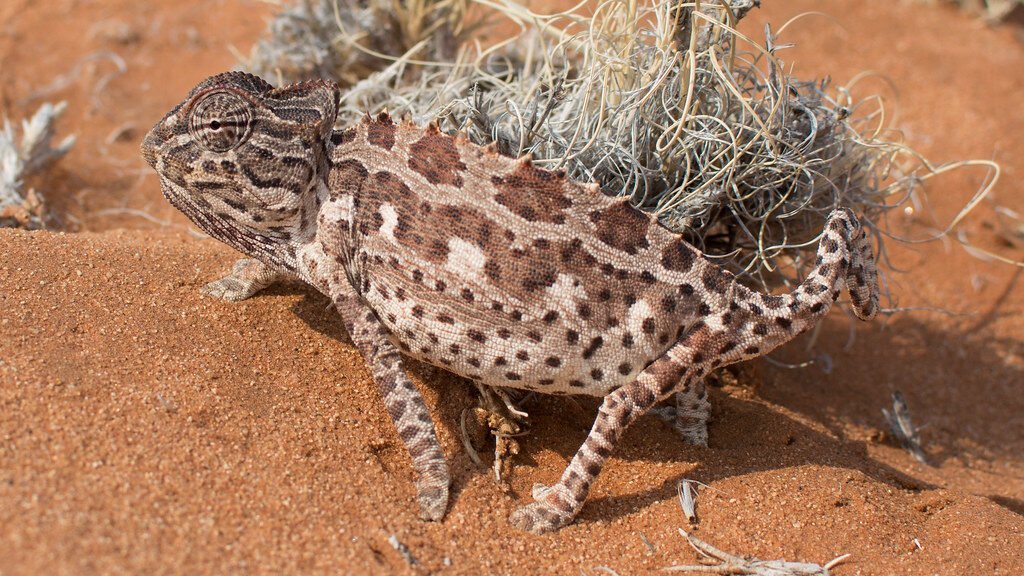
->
141, 71, 879, 533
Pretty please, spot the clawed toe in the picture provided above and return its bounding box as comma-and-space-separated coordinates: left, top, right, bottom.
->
201, 278, 252, 301
509, 483, 576, 533
508, 501, 572, 534
416, 480, 449, 521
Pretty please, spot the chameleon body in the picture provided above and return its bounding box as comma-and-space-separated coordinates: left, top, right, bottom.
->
141, 72, 879, 533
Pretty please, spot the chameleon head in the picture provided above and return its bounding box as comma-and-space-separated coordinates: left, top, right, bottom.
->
141, 71, 339, 261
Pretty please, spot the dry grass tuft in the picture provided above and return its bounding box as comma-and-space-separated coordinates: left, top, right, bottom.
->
0, 102, 76, 229
245, 0, 998, 289
941, 0, 1023, 22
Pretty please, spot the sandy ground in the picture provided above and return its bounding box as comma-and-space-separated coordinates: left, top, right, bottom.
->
1, 0, 1023, 574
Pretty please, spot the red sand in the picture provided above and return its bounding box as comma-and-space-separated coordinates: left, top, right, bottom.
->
1, 1, 1022, 573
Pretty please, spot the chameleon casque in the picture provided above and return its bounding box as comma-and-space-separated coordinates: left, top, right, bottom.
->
141, 71, 879, 533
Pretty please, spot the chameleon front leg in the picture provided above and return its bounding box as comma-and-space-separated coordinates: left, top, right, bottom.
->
202, 257, 293, 301
329, 278, 451, 521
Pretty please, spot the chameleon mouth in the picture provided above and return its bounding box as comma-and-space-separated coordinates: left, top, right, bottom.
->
140, 125, 160, 169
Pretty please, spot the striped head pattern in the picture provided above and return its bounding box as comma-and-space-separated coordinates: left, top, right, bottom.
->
142, 71, 339, 269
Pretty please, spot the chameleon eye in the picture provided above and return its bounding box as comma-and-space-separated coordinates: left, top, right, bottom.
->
189, 90, 252, 153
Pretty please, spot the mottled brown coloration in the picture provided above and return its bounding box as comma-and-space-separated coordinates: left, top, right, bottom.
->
142, 72, 879, 535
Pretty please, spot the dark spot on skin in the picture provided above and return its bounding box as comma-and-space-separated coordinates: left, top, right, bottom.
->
582, 336, 604, 359
412, 270, 423, 283
701, 267, 730, 294
408, 130, 467, 187
497, 328, 512, 339
367, 117, 396, 150
661, 239, 697, 272
642, 318, 656, 334
753, 323, 768, 336
484, 260, 501, 282
566, 330, 579, 345
331, 128, 356, 146
491, 302, 504, 312
598, 289, 612, 301
521, 263, 558, 292
505, 372, 521, 381
744, 345, 759, 355
494, 357, 507, 366
618, 362, 632, 375
810, 302, 824, 314
692, 352, 705, 363
545, 356, 562, 368
639, 270, 656, 284
437, 314, 455, 324
468, 358, 481, 368
622, 333, 634, 348
449, 343, 461, 355
428, 240, 448, 262
680, 283, 694, 296
461, 288, 475, 302
658, 333, 669, 345
569, 380, 586, 388
435, 280, 446, 292
527, 330, 543, 343
577, 303, 592, 319
542, 310, 559, 323
467, 330, 486, 343
516, 350, 530, 361
590, 368, 604, 381
492, 163, 572, 224
661, 295, 677, 313
589, 200, 651, 254
698, 303, 712, 316
539, 379, 554, 385
511, 310, 523, 321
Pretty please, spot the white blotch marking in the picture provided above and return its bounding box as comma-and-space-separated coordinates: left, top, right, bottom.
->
546, 274, 587, 304
380, 203, 398, 240
445, 237, 486, 278
626, 299, 653, 333
703, 312, 726, 331
325, 187, 354, 223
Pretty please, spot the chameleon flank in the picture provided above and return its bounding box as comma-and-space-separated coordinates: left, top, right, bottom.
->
142, 71, 879, 533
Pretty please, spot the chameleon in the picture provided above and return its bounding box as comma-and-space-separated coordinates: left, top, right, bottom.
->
141, 71, 879, 534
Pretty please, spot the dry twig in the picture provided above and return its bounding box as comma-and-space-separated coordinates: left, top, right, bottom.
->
882, 390, 929, 465
666, 528, 849, 575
